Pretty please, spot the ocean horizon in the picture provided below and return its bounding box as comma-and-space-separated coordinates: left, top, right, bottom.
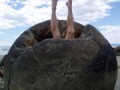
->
0, 46, 10, 55
0, 43, 120, 55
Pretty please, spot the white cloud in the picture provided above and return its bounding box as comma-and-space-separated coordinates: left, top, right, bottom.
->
105, 0, 120, 3
0, 0, 120, 46
0, 0, 118, 30
99, 25, 120, 44
55, 0, 111, 24
0, 32, 5, 35
0, 41, 13, 46
0, 1, 26, 29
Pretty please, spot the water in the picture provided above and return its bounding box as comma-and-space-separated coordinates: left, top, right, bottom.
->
112, 44, 120, 48
0, 46, 10, 55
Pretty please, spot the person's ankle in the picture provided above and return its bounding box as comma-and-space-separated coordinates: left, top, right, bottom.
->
52, 31, 61, 39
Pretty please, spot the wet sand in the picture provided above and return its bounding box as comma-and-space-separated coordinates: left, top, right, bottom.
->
0, 55, 4, 63
115, 56, 120, 90
115, 69, 120, 90
117, 56, 120, 68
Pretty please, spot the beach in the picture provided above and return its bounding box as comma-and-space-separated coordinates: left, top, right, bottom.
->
0, 55, 4, 90
0, 55, 120, 90
115, 56, 120, 90
115, 69, 120, 90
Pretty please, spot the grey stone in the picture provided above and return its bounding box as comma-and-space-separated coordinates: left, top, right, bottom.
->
3, 20, 117, 90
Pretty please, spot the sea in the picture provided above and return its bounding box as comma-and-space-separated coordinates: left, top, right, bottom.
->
0, 44, 120, 55
0, 46, 10, 55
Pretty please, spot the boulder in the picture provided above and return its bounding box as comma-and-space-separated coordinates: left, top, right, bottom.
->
115, 46, 120, 52
3, 20, 117, 90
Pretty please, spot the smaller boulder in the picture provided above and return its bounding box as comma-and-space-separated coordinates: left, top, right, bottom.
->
114, 46, 120, 56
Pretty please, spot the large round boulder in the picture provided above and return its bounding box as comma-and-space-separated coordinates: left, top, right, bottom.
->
3, 20, 117, 90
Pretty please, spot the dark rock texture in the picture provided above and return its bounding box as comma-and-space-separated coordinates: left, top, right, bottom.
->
115, 46, 120, 52
3, 20, 117, 90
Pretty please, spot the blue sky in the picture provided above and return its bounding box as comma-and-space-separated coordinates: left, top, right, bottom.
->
0, 0, 120, 46
92, 2, 120, 26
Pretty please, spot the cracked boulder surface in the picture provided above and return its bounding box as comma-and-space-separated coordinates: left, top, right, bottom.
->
2, 20, 117, 90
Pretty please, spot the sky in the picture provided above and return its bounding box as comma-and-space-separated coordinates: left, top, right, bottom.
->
0, 0, 120, 46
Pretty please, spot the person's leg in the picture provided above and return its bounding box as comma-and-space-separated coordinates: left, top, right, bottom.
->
66, 0, 75, 39
51, 0, 61, 38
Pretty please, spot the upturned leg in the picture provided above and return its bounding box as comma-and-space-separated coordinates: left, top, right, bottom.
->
66, 0, 75, 39
51, 0, 61, 38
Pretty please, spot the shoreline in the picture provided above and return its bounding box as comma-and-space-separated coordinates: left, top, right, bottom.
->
0, 55, 4, 63
117, 56, 120, 68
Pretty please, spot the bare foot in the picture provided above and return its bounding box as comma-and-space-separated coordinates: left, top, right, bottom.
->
66, 0, 72, 9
